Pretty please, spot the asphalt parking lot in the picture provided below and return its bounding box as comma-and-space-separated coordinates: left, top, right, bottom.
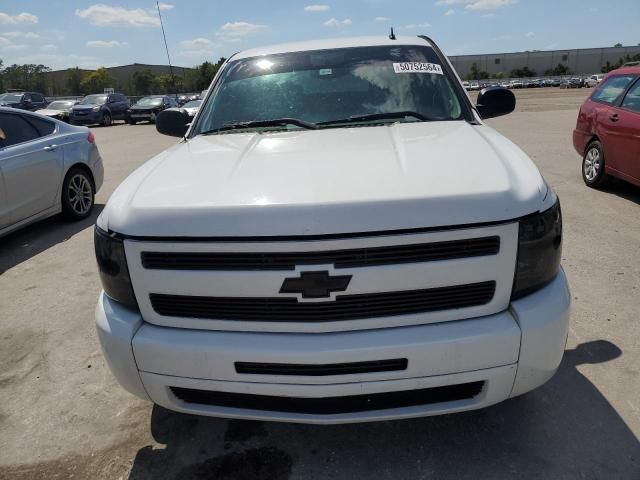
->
0, 88, 638, 479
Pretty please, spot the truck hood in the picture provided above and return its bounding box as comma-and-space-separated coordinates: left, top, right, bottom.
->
101, 121, 547, 237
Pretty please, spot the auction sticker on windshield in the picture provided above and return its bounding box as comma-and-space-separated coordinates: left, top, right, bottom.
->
393, 62, 443, 74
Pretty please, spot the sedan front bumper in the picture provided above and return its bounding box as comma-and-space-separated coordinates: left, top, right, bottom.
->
128, 111, 157, 122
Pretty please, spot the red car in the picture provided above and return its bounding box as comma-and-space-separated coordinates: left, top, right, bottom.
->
573, 66, 640, 188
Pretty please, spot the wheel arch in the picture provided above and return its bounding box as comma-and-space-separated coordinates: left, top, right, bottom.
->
584, 135, 600, 154
64, 163, 96, 193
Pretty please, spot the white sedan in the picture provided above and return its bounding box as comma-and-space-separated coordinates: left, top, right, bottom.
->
0, 107, 104, 237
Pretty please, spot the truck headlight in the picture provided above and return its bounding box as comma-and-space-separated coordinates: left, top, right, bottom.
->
511, 199, 562, 300
94, 227, 138, 309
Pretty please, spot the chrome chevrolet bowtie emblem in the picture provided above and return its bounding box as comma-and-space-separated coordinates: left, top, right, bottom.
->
280, 270, 352, 299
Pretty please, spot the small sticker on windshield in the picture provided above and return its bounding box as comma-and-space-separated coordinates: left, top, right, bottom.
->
319, 68, 333, 75
393, 62, 443, 75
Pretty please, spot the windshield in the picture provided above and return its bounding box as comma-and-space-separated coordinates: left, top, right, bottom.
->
80, 95, 107, 105
136, 97, 163, 106
47, 101, 74, 110
193, 45, 465, 135
183, 100, 202, 108
2, 93, 22, 102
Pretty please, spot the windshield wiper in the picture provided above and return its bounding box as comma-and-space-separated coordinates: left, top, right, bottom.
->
318, 111, 434, 127
201, 118, 318, 135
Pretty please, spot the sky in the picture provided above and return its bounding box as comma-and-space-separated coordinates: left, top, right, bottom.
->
0, 0, 639, 71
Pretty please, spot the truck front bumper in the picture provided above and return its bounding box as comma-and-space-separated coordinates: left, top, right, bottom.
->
96, 269, 570, 424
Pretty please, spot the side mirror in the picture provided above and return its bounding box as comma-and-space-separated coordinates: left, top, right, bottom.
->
476, 87, 515, 119
156, 109, 189, 137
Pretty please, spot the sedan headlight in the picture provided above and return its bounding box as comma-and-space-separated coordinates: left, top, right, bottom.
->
92, 106, 101, 112
511, 199, 562, 300
94, 227, 137, 309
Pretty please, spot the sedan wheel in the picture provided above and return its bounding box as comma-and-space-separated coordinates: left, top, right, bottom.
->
62, 168, 95, 220
583, 148, 600, 181
582, 140, 610, 188
102, 112, 112, 127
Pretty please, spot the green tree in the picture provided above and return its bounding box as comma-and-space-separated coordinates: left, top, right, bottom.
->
601, 61, 615, 73
544, 63, 571, 76
601, 53, 640, 72
0, 58, 4, 92
466, 62, 489, 80
66, 67, 84, 95
133, 69, 155, 95
80, 67, 112, 93
1, 63, 51, 92
186, 57, 226, 91
510, 66, 537, 78
149, 74, 168, 93
613, 43, 623, 48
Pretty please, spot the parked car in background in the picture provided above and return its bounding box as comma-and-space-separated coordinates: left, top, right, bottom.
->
35, 100, 78, 123
585, 74, 604, 88
96, 35, 569, 424
574, 66, 640, 188
128, 95, 178, 124
510, 79, 523, 89
468, 82, 480, 91
0, 107, 103, 237
70, 93, 130, 127
0, 91, 48, 111
181, 99, 202, 119
177, 94, 190, 106
462, 81, 471, 90
560, 78, 582, 89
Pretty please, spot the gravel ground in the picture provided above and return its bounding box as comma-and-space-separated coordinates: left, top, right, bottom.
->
0, 88, 638, 479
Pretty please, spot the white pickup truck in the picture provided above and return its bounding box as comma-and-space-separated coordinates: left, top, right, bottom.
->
95, 35, 570, 424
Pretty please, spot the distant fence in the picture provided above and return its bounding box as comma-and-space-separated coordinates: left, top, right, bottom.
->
45, 93, 201, 103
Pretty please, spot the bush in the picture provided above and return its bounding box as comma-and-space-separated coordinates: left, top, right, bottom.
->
510, 67, 537, 78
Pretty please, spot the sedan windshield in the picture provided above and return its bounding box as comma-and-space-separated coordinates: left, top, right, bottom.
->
2, 93, 23, 102
80, 95, 107, 105
193, 45, 465, 135
136, 97, 163, 106
47, 101, 75, 110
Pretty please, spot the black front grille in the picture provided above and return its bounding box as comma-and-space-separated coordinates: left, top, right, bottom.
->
141, 236, 500, 271
149, 281, 496, 322
171, 382, 485, 415
235, 358, 408, 376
